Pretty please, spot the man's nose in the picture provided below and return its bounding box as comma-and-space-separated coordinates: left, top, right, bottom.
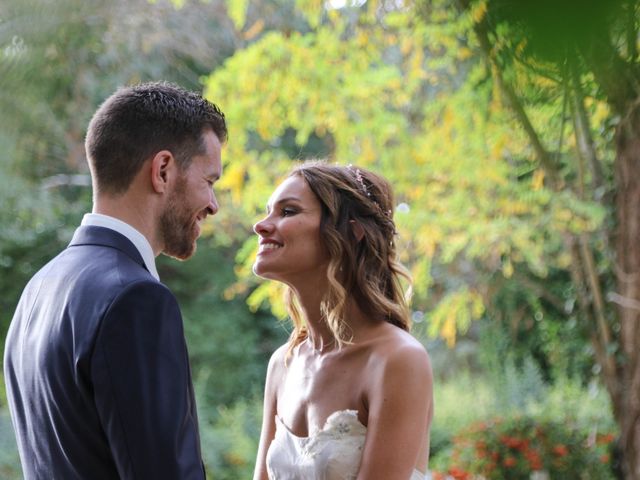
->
207, 192, 219, 216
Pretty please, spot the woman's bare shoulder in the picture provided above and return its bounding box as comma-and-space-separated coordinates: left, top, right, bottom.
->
368, 324, 431, 376
266, 343, 290, 380
270, 342, 290, 364
376, 323, 428, 353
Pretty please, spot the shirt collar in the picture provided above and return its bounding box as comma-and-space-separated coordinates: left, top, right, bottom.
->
81, 213, 160, 281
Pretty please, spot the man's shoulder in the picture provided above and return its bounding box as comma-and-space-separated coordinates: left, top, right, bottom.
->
24, 240, 158, 307
67, 238, 151, 279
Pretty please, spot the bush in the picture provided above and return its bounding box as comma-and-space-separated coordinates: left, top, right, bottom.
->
199, 396, 263, 480
435, 415, 615, 480
428, 357, 617, 480
430, 370, 495, 460
0, 403, 22, 480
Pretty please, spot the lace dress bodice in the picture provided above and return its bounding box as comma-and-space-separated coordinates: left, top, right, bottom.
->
266, 409, 427, 480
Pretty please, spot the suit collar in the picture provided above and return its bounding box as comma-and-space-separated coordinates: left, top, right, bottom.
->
69, 225, 147, 272
80, 213, 159, 280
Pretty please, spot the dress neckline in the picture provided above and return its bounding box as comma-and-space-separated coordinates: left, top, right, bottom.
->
272, 409, 428, 479
275, 409, 366, 440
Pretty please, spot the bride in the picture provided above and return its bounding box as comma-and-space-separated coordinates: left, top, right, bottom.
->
252, 161, 433, 480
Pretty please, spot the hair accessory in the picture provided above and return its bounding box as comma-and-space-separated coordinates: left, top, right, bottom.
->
347, 164, 370, 198
346, 164, 392, 220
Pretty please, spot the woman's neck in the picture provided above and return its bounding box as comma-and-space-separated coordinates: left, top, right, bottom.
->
293, 287, 372, 351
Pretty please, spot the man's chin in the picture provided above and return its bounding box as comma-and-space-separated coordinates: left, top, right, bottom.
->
163, 242, 197, 261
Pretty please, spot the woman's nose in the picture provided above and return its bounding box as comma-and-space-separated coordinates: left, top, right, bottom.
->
253, 217, 273, 235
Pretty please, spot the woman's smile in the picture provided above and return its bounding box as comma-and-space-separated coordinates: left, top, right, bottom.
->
258, 241, 283, 254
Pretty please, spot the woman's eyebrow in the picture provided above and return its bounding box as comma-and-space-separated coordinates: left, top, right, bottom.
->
266, 196, 302, 212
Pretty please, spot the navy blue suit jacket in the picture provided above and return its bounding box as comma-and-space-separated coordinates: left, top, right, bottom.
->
3, 226, 205, 479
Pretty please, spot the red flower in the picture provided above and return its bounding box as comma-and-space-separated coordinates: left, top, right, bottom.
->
503, 456, 517, 467
448, 467, 470, 480
498, 433, 530, 451
526, 450, 543, 471
552, 444, 568, 456
597, 433, 616, 445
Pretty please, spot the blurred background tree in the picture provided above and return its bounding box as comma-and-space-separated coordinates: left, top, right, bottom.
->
0, 0, 634, 478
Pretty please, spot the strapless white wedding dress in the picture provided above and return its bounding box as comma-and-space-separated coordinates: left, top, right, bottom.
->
266, 409, 427, 480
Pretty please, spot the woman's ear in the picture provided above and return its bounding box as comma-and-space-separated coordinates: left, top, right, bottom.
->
150, 150, 174, 193
349, 219, 365, 242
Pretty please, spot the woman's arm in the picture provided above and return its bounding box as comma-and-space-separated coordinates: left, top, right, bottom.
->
357, 342, 433, 480
253, 346, 286, 480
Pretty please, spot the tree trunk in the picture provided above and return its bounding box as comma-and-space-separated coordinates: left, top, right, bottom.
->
613, 101, 640, 480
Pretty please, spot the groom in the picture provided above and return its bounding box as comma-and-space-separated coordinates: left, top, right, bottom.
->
3, 82, 227, 479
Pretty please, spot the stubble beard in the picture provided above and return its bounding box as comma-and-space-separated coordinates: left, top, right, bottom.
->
159, 174, 198, 260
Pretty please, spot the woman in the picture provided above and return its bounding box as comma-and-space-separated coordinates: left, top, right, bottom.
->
252, 161, 433, 480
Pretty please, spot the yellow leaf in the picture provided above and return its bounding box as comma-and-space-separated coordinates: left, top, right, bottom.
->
227, 0, 249, 30
515, 39, 528, 56
502, 258, 513, 278
531, 169, 545, 190
243, 19, 265, 40
457, 47, 473, 60
442, 313, 457, 347
471, 0, 488, 24
401, 37, 413, 56
219, 163, 246, 203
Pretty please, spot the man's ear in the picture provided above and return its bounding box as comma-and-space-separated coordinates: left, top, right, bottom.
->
349, 219, 365, 242
150, 150, 174, 193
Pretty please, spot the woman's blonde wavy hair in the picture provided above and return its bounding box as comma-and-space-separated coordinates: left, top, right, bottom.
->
284, 160, 412, 355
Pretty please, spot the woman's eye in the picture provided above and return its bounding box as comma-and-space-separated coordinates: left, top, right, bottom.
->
282, 208, 297, 217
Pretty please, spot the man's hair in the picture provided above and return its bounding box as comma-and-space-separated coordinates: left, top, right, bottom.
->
283, 161, 413, 355
85, 81, 227, 195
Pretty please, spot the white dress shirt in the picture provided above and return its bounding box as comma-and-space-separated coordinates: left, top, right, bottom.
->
81, 213, 160, 281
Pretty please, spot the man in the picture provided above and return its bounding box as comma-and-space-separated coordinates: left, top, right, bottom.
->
3, 82, 227, 479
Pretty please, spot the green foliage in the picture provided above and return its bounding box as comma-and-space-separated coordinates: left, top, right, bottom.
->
430, 370, 495, 460
477, 320, 602, 414
485, 0, 628, 64
0, 165, 87, 356
0, 408, 22, 479
203, 0, 608, 351
428, 288, 484, 347
479, 282, 597, 386
198, 396, 263, 479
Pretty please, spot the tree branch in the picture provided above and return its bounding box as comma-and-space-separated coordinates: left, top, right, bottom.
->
627, 0, 638, 62
569, 58, 605, 196
567, 235, 621, 408
578, 28, 640, 115
472, 16, 560, 188
41, 174, 91, 190
578, 235, 614, 348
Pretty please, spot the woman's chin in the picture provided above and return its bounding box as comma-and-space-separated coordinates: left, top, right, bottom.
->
252, 263, 275, 280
